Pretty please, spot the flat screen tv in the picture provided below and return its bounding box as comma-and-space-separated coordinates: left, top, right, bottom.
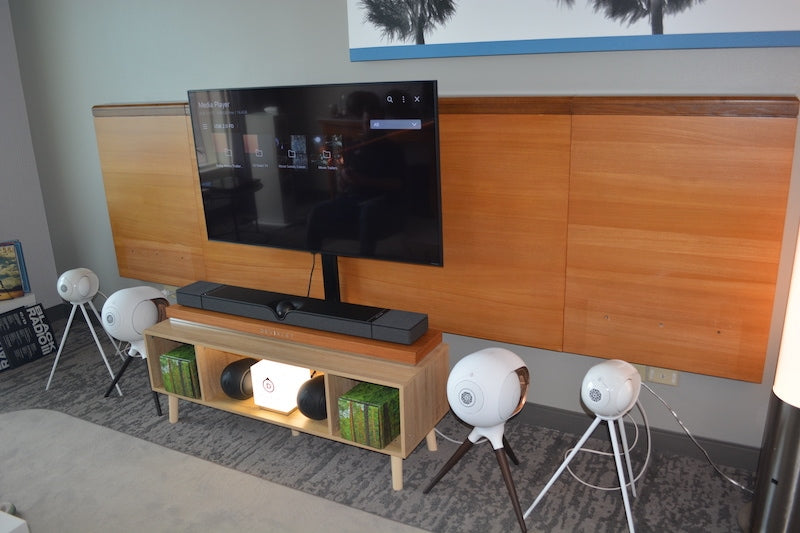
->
188, 80, 443, 301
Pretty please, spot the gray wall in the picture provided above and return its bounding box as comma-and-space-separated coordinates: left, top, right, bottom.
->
0, 0, 58, 308
6, 0, 800, 448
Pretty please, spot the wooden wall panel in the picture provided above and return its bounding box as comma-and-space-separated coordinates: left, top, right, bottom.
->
340, 113, 571, 350
564, 115, 796, 381
92, 96, 798, 382
199, 113, 572, 350
94, 110, 207, 286
201, 240, 325, 298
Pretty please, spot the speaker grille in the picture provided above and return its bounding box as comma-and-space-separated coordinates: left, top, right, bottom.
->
459, 389, 475, 407
588, 387, 602, 403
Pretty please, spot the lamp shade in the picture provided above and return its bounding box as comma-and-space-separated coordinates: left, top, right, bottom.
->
774, 227, 800, 409
250, 359, 310, 414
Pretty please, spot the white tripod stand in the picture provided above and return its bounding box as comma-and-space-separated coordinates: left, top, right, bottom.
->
524, 414, 638, 532
524, 359, 642, 533
45, 299, 124, 395
45, 268, 124, 394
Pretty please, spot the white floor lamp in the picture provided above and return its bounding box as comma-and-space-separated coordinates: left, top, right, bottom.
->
748, 225, 800, 531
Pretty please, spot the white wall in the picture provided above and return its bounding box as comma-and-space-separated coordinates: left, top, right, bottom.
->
0, 1, 58, 308
7, 0, 800, 448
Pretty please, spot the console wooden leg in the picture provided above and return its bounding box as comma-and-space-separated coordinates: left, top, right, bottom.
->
168, 395, 179, 424
391, 456, 403, 491
426, 429, 438, 452
291, 429, 300, 437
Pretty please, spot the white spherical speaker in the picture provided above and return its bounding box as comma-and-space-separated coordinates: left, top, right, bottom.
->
581, 359, 642, 419
101, 286, 165, 344
56, 268, 100, 304
447, 347, 530, 428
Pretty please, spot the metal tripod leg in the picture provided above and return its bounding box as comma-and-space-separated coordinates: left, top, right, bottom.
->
524, 415, 637, 532
423, 438, 473, 494
424, 432, 527, 533
503, 435, 520, 465
78, 302, 122, 396
104, 355, 134, 397
609, 417, 636, 532
104, 355, 163, 416
45, 302, 79, 391
46, 302, 122, 396
524, 416, 603, 518
494, 447, 527, 533
85, 300, 126, 362
617, 417, 637, 498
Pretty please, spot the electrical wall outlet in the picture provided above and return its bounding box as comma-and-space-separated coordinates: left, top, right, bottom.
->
646, 366, 680, 386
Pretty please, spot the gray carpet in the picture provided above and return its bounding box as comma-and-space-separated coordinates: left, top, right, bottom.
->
0, 409, 428, 533
0, 315, 754, 532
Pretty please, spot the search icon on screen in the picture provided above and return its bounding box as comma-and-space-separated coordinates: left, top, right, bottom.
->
386, 96, 394, 103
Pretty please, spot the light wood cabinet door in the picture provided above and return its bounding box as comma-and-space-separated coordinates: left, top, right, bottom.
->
564, 113, 796, 381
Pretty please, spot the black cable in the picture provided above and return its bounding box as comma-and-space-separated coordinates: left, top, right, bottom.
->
306, 253, 316, 297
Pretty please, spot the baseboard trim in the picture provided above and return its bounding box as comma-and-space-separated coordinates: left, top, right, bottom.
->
516, 402, 760, 472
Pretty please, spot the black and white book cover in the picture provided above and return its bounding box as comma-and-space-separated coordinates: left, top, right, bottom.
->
0, 304, 56, 372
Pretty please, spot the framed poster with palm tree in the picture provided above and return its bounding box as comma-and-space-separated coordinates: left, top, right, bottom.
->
347, 0, 800, 61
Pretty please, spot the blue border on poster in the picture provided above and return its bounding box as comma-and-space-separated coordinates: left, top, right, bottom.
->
350, 31, 800, 61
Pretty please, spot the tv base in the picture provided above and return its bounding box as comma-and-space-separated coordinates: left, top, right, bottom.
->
175, 281, 428, 345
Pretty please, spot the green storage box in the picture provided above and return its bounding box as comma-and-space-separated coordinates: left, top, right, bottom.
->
338, 382, 400, 449
159, 344, 200, 398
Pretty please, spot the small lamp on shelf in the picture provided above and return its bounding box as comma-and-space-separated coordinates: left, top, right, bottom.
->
749, 225, 800, 531
250, 359, 311, 414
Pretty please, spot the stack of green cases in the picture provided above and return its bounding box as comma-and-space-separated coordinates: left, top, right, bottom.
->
338, 382, 400, 448
159, 344, 200, 398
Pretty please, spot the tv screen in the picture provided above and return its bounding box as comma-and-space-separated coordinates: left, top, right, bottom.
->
188, 80, 443, 268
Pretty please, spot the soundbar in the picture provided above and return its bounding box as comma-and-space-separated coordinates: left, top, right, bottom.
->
175, 281, 428, 345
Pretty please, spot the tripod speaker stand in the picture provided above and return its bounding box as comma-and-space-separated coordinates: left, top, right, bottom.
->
423, 348, 530, 533
424, 423, 527, 532
45, 268, 124, 394
524, 359, 642, 533
100, 286, 169, 416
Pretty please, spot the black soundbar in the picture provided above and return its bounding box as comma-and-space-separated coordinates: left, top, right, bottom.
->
175, 281, 428, 345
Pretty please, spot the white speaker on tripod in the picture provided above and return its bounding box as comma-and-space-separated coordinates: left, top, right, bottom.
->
100, 286, 168, 414
525, 359, 642, 532
424, 348, 531, 533
56, 268, 99, 304
46, 268, 124, 393
581, 359, 641, 420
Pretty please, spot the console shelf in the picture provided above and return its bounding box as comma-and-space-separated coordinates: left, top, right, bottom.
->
144, 316, 450, 490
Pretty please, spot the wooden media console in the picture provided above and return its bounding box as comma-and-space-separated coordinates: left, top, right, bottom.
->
144, 308, 450, 490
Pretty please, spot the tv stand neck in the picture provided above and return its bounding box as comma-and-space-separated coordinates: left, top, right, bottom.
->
321, 253, 341, 303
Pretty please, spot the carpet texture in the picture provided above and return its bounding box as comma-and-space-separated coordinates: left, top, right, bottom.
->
0, 409, 428, 533
0, 316, 754, 532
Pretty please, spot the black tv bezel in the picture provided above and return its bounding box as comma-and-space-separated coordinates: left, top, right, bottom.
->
187, 80, 444, 301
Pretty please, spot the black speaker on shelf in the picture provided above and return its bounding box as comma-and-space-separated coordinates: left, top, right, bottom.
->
297, 374, 327, 420
220, 358, 258, 400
